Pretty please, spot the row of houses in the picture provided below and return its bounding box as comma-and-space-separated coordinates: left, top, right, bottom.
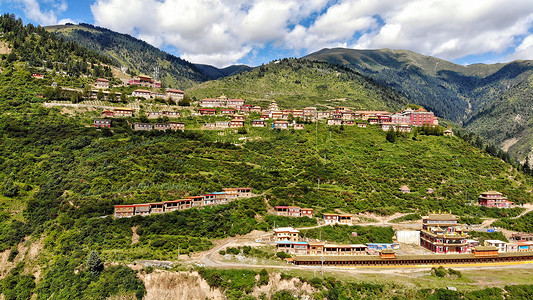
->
131, 88, 184, 102
273, 227, 399, 256
133, 122, 185, 131
114, 187, 253, 218
203, 119, 305, 130
101, 109, 181, 119
274, 206, 314, 217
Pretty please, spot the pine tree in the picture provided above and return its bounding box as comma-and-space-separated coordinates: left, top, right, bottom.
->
87, 251, 103, 276
386, 128, 397, 143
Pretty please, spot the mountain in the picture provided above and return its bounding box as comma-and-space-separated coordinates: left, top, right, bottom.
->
45, 23, 251, 88
187, 58, 407, 111
194, 63, 253, 80
304, 48, 533, 161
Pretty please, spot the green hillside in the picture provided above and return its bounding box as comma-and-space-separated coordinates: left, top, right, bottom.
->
3, 15, 533, 299
187, 58, 407, 110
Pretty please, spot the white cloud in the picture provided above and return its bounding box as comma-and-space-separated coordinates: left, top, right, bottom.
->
353, 0, 533, 60
18, 0, 67, 25
90, 0, 533, 67
91, 0, 331, 67
507, 35, 533, 61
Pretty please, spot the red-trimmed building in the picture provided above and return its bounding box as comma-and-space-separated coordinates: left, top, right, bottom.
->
420, 214, 469, 254
392, 108, 437, 126
94, 119, 111, 128
128, 76, 161, 88
95, 78, 110, 89
198, 108, 217, 115
478, 191, 513, 208
114, 107, 133, 117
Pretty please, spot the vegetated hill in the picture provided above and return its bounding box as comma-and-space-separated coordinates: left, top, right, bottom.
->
187, 58, 408, 110
464, 73, 533, 161
45, 23, 251, 88
194, 63, 253, 80
2, 43, 533, 297
304, 48, 533, 160
45, 23, 207, 89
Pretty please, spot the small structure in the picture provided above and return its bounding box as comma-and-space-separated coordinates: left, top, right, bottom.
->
484, 240, 507, 252
113, 205, 135, 218
102, 110, 114, 117
131, 89, 152, 99
444, 129, 454, 136
426, 188, 434, 194
221, 108, 235, 115
133, 123, 153, 131
395, 231, 420, 245
169, 122, 185, 131
215, 121, 230, 129
478, 191, 514, 208
114, 107, 134, 117
327, 119, 343, 126
94, 119, 111, 128
366, 243, 400, 250
252, 120, 267, 127
198, 109, 217, 116
294, 124, 304, 130
32, 73, 44, 79
154, 123, 171, 131
379, 249, 396, 259
512, 233, 533, 242
323, 213, 340, 224
95, 78, 110, 89
273, 120, 289, 129
357, 123, 367, 128
399, 185, 410, 193
230, 118, 245, 128
166, 89, 184, 102
301, 208, 314, 218
472, 246, 499, 257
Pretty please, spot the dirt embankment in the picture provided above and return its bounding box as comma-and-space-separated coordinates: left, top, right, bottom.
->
138, 270, 225, 300
0, 237, 44, 280
135, 269, 317, 299
251, 273, 316, 299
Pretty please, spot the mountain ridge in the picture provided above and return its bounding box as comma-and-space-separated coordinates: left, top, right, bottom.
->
45, 23, 252, 88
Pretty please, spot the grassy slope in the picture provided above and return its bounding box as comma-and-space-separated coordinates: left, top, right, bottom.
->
187, 58, 407, 110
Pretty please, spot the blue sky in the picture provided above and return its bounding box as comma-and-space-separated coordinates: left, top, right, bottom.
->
2, 0, 533, 67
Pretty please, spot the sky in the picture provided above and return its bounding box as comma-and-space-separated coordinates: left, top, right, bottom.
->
1, 0, 533, 68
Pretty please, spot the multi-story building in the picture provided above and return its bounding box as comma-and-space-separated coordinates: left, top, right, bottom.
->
273, 227, 300, 242
391, 108, 436, 126
420, 213, 469, 254
478, 191, 514, 208
128, 76, 161, 88
95, 78, 110, 89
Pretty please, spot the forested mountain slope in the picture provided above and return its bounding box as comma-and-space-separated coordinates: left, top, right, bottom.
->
187, 58, 408, 110
45, 23, 209, 89
304, 48, 533, 161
